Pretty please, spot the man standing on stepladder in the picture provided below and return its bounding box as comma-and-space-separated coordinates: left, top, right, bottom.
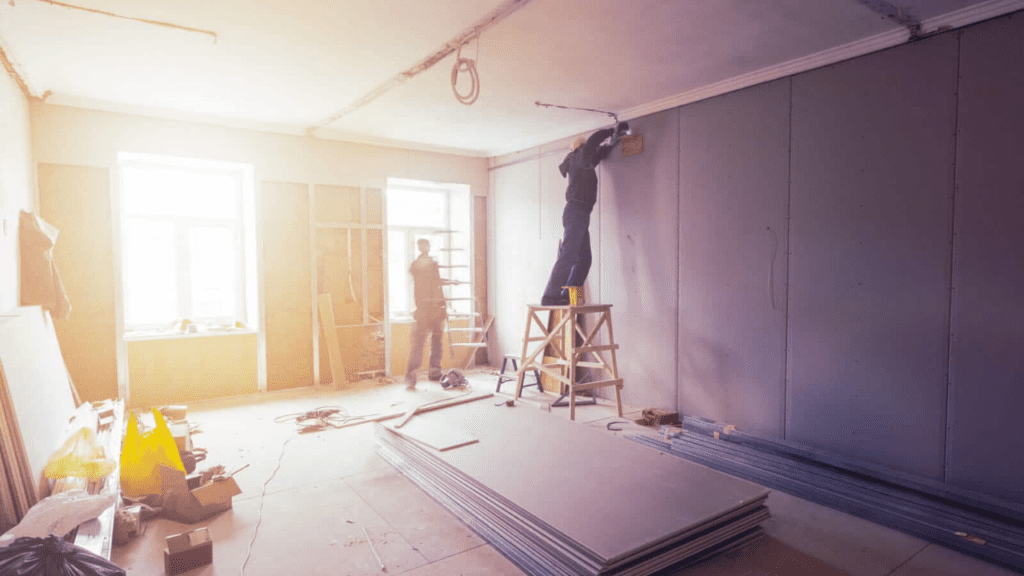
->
541, 121, 629, 305
405, 238, 447, 390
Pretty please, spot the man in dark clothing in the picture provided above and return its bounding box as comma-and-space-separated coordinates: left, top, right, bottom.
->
541, 122, 628, 305
405, 239, 447, 389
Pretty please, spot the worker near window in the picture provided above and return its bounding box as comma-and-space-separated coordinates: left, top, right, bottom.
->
541, 122, 628, 305
406, 238, 447, 389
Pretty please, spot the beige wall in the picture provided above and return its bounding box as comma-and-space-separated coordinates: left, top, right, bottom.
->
262, 181, 313, 391
128, 333, 258, 408
29, 103, 489, 406
37, 163, 119, 402
29, 103, 489, 192
0, 71, 36, 312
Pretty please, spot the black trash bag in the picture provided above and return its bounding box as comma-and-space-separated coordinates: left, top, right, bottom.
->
0, 535, 126, 576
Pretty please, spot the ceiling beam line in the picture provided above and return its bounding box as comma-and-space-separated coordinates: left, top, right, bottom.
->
308, 0, 535, 135
0, 39, 34, 99
853, 0, 923, 38
31, 0, 217, 42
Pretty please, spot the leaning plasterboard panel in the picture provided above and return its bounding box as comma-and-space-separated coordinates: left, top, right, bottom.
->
489, 160, 543, 359
0, 306, 78, 497
261, 181, 314, 390
787, 32, 958, 480
676, 78, 790, 438
599, 108, 680, 411
947, 13, 1024, 503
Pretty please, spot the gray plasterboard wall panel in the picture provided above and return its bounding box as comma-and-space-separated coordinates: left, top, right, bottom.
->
787, 33, 959, 479
489, 160, 544, 360
676, 79, 791, 438
598, 109, 680, 410
947, 14, 1024, 502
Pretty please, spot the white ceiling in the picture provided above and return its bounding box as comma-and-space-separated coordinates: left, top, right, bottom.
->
0, 0, 1020, 157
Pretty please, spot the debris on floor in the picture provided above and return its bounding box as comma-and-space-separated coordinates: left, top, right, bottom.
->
164, 527, 213, 576
633, 408, 681, 427
0, 534, 126, 576
159, 464, 243, 525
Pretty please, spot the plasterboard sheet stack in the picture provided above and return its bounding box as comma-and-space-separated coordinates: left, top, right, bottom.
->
0, 306, 80, 530
375, 402, 770, 575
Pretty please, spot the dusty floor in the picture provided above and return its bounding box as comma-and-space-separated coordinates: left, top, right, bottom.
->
111, 370, 1019, 576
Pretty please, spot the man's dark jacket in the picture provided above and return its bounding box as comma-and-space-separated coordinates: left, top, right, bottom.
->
558, 127, 615, 210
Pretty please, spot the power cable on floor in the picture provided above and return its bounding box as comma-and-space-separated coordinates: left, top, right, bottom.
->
238, 433, 295, 576
273, 405, 379, 434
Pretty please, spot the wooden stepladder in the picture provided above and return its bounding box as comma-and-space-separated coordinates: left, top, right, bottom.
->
515, 303, 623, 420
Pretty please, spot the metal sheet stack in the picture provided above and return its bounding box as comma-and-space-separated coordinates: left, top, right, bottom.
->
628, 418, 1024, 573
375, 401, 771, 576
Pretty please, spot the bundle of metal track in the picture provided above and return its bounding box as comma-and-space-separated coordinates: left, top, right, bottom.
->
627, 428, 1024, 573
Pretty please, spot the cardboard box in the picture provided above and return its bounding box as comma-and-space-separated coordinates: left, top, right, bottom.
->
164, 527, 213, 575
159, 465, 241, 524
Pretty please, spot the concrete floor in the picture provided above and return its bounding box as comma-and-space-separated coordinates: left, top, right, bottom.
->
111, 371, 1020, 576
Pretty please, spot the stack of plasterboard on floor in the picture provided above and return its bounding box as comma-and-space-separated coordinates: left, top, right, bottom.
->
375, 401, 771, 576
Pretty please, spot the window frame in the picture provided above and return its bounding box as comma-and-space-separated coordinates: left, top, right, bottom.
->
385, 180, 472, 322
117, 153, 253, 334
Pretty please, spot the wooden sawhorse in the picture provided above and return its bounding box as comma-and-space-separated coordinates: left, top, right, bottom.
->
515, 303, 623, 420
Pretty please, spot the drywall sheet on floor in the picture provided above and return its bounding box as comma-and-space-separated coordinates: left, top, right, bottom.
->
676, 79, 790, 437
599, 109, 679, 411
489, 160, 543, 360
787, 33, 958, 479
262, 181, 313, 390
37, 163, 119, 402
947, 14, 1024, 502
0, 306, 78, 498
378, 400, 769, 569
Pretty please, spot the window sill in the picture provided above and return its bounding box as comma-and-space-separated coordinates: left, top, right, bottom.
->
125, 328, 257, 342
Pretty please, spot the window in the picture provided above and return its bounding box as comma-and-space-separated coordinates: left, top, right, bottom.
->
386, 179, 472, 321
117, 153, 256, 334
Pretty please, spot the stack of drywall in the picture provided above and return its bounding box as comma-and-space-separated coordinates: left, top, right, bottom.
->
375, 402, 770, 576
0, 306, 79, 532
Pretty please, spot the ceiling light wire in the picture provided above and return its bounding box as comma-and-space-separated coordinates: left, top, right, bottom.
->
451, 35, 480, 105
535, 101, 619, 124
308, 0, 534, 134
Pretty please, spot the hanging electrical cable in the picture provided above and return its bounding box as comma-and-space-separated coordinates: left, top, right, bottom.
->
535, 101, 618, 124
309, 0, 534, 133
451, 36, 480, 105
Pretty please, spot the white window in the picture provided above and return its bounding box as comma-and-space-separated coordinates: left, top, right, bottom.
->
386, 179, 472, 321
117, 153, 256, 334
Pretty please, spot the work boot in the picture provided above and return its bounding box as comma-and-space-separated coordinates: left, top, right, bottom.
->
428, 369, 443, 381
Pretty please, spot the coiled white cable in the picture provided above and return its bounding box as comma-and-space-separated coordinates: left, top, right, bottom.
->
451, 38, 480, 105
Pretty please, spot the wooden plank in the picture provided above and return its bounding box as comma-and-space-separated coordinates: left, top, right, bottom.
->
0, 366, 33, 530
333, 390, 493, 430
317, 293, 349, 387
394, 406, 419, 429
